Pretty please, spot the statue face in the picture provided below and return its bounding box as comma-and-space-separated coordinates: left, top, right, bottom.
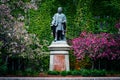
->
58, 7, 62, 14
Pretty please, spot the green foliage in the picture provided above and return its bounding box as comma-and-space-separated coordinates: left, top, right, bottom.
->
77, 69, 106, 77
107, 70, 120, 75
0, 63, 7, 75
39, 53, 49, 71
93, 17, 117, 34
60, 71, 68, 76
47, 71, 60, 75
23, 53, 49, 72
74, 0, 120, 34
74, 0, 95, 34
80, 69, 91, 77
23, 68, 39, 76
91, 0, 120, 18
24, 68, 33, 76
28, 0, 53, 50
48, 70, 70, 76
0, 42, 7, 75
90, 69, 106, 77
71, 70, 81, 76
66, 71, 72, 75
47, 69, 106, 76
90, 0, 119, 34
69, 51, 76, 70
77, 56, 92, 69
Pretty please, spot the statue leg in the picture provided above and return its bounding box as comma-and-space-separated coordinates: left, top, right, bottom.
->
57, 30, 60, 40
59, 30, 63, 40
53, 29, 56, 39
54, 31, 57, 41
60, 30, 63, 40
56, 30, 61, 40
61, 31, 66, 40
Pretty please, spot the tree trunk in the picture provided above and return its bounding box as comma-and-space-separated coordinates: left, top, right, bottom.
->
98, 59, 101, 70
18, 58, 20, 70
92, 60, 94, 69
12, 60, 14, 71
5, 55, 9, 65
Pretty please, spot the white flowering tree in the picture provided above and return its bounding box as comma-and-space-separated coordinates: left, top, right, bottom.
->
0, 0, 45, 75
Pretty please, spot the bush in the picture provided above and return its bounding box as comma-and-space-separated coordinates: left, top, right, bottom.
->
47, 69, 106, 77
0, 63, 7, 75
47, 71, 60, 75
72, 32, 120, 70
67, 71, 72, 75
60, 71, 68, 76
24, 68, 33, 76
23, 68, 39, 76
71, 70, 81, 76
14, 70, 23, 76
72, 32, 120, 60
69, 51, 76, 70
80, 69, 91, 77
90, 69, 106, 77
80, 69, 106, 77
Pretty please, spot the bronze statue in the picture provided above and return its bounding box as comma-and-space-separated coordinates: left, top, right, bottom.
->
51, 7, 67, 41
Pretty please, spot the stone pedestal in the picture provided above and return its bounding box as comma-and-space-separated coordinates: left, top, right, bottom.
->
48, 41, 70, 71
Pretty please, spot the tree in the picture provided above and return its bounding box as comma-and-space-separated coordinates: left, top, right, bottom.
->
0, 0, 43, 75
72, 32, 120, 69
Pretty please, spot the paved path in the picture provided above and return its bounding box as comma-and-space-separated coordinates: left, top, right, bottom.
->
0, 77, 120, 80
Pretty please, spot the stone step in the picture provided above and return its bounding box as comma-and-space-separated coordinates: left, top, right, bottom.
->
0, 77, 120, 80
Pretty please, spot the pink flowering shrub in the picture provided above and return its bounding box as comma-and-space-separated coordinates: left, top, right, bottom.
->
115, 23, 120, 29
72, 32, 120, 60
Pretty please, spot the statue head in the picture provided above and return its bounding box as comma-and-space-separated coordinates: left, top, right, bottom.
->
58, 7, 62, 14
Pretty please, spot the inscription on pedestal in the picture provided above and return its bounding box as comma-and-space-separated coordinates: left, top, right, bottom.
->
53, 55, 65, 71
